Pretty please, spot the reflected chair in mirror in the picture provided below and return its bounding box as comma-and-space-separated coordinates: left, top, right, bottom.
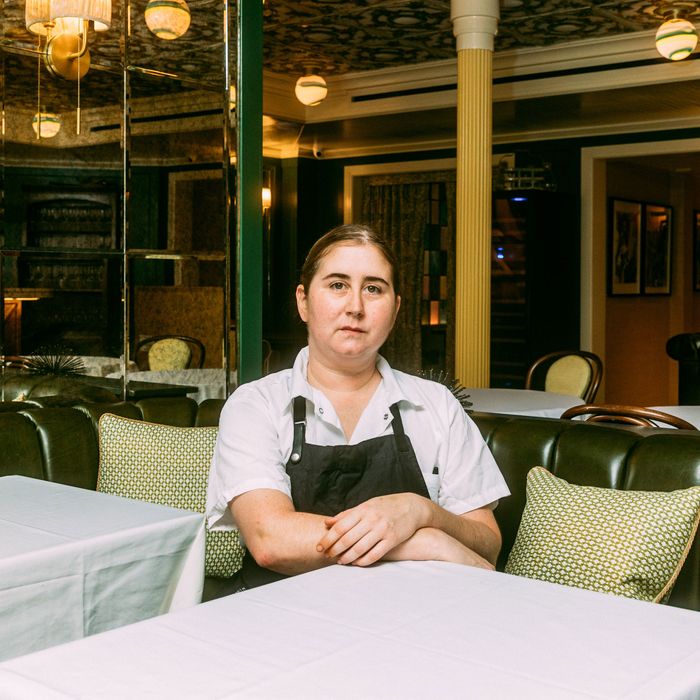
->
135, 335, 206, 371
560, 404, 697, 430
525, 350, 603, 403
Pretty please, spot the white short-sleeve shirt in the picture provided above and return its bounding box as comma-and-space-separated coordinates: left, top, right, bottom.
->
206, 347, 510, 530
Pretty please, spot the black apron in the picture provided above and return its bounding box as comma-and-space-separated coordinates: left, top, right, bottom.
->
240, 396, 430, 589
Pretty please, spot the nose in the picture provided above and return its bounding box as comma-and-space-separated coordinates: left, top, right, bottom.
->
345, 288, 364, 317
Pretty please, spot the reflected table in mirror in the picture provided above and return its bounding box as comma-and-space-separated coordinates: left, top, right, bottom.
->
465, 387, 584, 418
76, 356, 138, 377
0, 561, 698, 698
107, 369, 237, 403
0, 476, 205, 663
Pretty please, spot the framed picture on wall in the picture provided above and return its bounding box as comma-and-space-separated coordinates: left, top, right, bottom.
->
694, 211, 700, 292
642, 203, 672, 295
609, 198, 642, 295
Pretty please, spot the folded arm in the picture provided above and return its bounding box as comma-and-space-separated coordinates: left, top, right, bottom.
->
318, 494, 501, 568
231, 488, 335, 575
232, 489, 501, 576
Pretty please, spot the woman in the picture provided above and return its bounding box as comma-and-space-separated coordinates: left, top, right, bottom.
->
206, 224, 510, 589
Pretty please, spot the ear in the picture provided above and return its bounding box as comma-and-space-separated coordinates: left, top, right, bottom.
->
393, 294, 401, 322
296, 284, 308, 322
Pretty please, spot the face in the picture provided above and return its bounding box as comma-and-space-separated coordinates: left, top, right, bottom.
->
296, 243, 401, 365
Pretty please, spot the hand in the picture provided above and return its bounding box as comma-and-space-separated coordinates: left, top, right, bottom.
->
316, 493, 429, 567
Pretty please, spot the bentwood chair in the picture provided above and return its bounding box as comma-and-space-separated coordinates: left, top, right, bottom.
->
135, 335, 206, 371
560, 404, 697, 430
525, 350, 603, 403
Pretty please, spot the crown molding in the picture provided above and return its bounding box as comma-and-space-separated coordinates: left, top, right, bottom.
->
262, 30, 694, 124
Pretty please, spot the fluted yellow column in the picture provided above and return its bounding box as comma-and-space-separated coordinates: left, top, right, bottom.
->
450, 0, 499, 387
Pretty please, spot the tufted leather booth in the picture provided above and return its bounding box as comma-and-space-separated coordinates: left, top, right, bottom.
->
2, 400, 699, 610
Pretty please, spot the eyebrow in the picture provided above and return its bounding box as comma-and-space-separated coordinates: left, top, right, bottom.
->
321, 273, 390, 286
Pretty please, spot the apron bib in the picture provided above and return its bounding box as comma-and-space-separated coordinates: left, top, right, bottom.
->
240, 396, 429, 589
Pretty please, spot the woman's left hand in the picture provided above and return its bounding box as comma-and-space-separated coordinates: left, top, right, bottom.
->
317, 493, 429, 566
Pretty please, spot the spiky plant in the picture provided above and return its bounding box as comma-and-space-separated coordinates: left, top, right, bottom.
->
24, 349, 85, 376
417, 368, 473, 412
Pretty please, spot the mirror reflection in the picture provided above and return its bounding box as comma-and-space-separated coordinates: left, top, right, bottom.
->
1, 0, 234, 404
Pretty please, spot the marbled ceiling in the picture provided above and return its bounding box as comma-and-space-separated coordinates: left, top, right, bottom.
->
3, 1, 696, 89
263, 0, 698, 75
1, 1, 697, 123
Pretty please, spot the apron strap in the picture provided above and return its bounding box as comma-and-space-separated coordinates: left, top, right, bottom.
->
389, 403, 411, 453
292, 398, 409, 458
290, 395, 306, 464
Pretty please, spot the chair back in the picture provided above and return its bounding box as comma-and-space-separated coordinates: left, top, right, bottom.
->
526, 350, 602, 402
135, 335, 205, 371
560, 403, 697, 430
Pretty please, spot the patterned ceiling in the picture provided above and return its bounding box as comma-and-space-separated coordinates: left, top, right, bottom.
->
3, 1, 694, 81
262, 0, 697, 76
0, 1, 696, 121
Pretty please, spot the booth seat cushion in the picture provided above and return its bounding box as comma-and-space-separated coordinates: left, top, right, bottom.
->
505, 467, 700, 603
96, 413, 243, 578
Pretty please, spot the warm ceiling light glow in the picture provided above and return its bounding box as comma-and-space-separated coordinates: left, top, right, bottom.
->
655, 17, 698, 60
25, 0, 111, 35
262, 187, 272, 210
32, 112, 62, 138
25, 0, 111, 80
145, 0, 191, 40
294, 74, 328, 106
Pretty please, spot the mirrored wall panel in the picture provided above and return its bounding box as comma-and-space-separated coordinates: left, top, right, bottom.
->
1, 0, 236, 400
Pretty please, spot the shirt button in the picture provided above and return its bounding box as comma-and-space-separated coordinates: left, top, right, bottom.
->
383, 413, 389, 420
319, 407, 324, 414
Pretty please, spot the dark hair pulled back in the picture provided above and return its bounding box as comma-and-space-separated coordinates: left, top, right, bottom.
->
300, 224, 399, 294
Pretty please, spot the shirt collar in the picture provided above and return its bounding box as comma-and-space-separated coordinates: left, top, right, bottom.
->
289, 346, 423, 410
290, 346, 313, 401
376, 353, 422, 409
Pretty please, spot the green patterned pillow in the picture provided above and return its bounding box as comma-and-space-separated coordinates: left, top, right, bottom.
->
97, 413, 243, 578
505, 467, 700, 603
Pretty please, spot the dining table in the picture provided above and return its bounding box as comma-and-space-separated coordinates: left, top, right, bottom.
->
106, 368, 237, 403
0, 475, 205, 663
651, 405, 700, 429
465, 387, 584, 418
1, 560, 698, 698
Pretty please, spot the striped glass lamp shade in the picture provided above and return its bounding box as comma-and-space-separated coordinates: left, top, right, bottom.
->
655, 17, 698, 61
145, 0, 191, 40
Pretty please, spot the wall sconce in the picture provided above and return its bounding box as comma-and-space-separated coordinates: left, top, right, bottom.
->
145, 0, 191, 40
262, 187, 272, 211
294, 73, 328, 106
25, 0, 112, 79
655, 3, 698, 60
32, 111, 62, 138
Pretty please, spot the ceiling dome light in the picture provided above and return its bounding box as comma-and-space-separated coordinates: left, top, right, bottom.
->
655, 17, 698, 60
32, 112, 62, 138
294, 74, 328, 106
145, 0, 191, 40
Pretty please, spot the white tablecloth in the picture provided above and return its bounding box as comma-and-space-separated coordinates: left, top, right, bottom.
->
1, 561, 699, 698
0, 476, 205, 662
77, 356, 138, 377
107, 368, 236, 403
652, 406, 700, 429
466, 387, 584, 418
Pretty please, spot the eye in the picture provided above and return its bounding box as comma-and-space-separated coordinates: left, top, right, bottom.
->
365, 284, 382, 295
329, 281, 346, 290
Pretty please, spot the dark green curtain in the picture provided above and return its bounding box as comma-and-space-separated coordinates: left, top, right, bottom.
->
359, 171, 456, 374
361, 181, 427, 371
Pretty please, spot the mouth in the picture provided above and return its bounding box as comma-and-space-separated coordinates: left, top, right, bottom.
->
339, 326, 364, 333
